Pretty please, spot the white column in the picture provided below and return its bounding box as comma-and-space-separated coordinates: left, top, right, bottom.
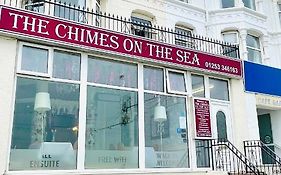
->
262, 35, 270, 65
239, 29, 248, 60
256, 0, 263, 13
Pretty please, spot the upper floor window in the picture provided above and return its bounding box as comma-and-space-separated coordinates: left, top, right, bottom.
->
175, 26, 194, 49
222, 31, 239, 58
246, 34, 262, 63
221, 0, 234, 8
131, 16, 153, 38
22, 0, 45, 12
54, 0, 86, 22
243, 0, 256, 10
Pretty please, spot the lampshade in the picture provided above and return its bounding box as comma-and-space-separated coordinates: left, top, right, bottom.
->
154, 105, 167, 122
34, 92, 51, 112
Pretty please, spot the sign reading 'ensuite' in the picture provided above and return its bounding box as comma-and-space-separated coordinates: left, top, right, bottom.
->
0, 6, 242, 77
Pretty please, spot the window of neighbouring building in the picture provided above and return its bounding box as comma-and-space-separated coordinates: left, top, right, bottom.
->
243, 0, 256, 10
222, 31, 239, 58
246, 34, 262, 63
221, 0, 234, 8
175, 26, 194, 49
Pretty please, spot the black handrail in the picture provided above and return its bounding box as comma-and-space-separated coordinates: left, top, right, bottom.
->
244, 140, 281, 175
0, 0, 240, 59
202, 139, 265, 174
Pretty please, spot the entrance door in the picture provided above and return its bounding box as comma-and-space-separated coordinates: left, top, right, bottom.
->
195, 101, 232, 169
258, 113, 275, 164
211, 102, 232, 141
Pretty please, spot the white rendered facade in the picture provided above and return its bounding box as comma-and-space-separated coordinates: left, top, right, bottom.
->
0, 0, 280, 175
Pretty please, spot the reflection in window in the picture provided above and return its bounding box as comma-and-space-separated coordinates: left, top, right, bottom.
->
131, 16, 152, 38
85, 86, 138, 169
216, 111, 228, 140
195, 140, 210, 168
209, 78, 229, 101
88, 57, 137, 88
54, 0, 86, 22
10, 77, 79, 170
144, 66, 164, 92
168, 71, 186, 93
246, 34, 262, 63
21, 45, 48, 74
191, 75, 205, 97
221, 0, 234, 8
53, 50, 81, 81
144, 93, 189, 168
243, 0, 256, 10
175, 27, 194, 48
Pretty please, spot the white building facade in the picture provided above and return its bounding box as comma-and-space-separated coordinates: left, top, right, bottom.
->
0, 0, 280, 175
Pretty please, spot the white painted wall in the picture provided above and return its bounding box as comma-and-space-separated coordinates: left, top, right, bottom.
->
270, 110, 281, 157
0, 37, 17, 174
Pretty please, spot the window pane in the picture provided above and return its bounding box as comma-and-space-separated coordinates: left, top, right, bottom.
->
144, 93, 189, 168
21, 46, 48, 73
192, 75, 205, 97
175, 27, 194, 48
53, 50, 81, 81
196, 140, 210, 168
131, 16, 152, 38
10, 77, 79, 170
221, 0, 234, 8
247, 48, 262, 63
85, 86, 138, 169
168, 71, 186, 92
246, 34, 260, 49
243, 0, 256, 10
209, 78, 229, 101
88, 57, 137, 88
22, 0, 45, 13
222, 33, 237, 44
216, 111, 228, 140
144, 66, 164, 92
222, 32, 239, 58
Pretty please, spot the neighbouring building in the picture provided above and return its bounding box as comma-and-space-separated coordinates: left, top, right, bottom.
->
0, 0, 280, 175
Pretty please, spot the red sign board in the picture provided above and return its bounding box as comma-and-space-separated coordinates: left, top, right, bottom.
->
0, 6, 242, 78
194, 99, 212, 138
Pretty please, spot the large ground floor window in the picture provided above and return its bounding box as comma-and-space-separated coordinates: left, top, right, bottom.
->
9, 43, 231, 171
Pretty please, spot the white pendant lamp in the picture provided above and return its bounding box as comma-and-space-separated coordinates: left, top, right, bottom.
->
34, 92, 51, 112
154, 96, 167, 122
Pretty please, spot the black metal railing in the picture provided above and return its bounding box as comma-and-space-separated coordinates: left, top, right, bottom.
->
0, 0, 240, 58
244, 140, 281, 175
196, 139, 265, 174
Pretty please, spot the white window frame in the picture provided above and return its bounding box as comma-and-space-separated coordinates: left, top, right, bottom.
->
191, 73, 206, 98
246, 34, 262, 63
166, 69, 188, 95
221, 31, 239, 58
